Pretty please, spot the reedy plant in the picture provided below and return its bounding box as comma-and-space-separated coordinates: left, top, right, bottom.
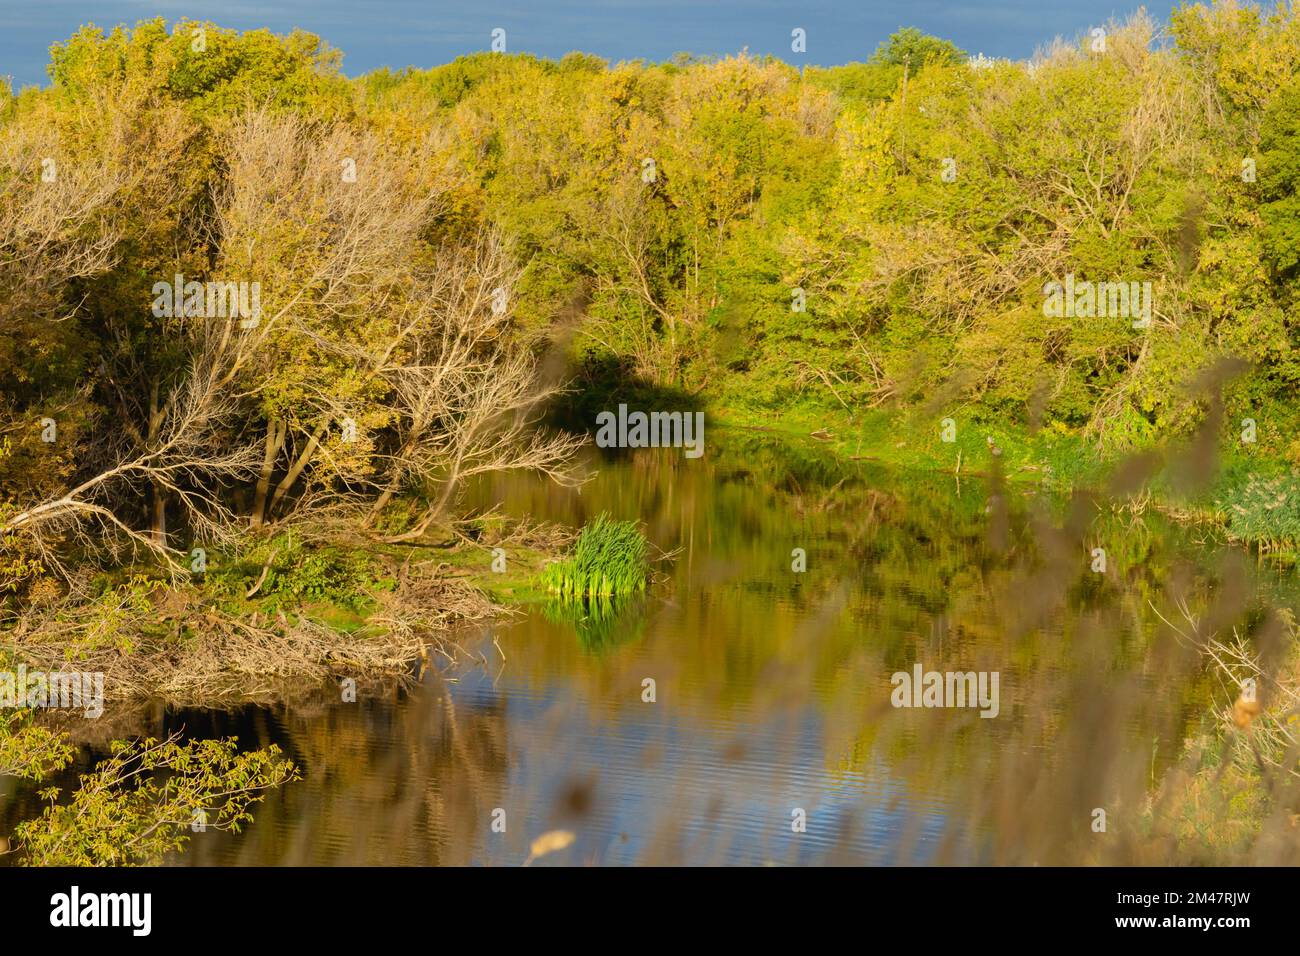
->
541, 513, 650, 600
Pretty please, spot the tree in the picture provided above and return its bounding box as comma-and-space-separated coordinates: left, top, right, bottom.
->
869, 27, 966, 69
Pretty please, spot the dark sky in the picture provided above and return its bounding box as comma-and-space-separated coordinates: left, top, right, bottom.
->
1, 0, 1178, 88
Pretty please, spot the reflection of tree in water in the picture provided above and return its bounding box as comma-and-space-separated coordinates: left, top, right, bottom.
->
178, 683, 509, 865
504, 431, 1300, 864
154, 422, 1300, 866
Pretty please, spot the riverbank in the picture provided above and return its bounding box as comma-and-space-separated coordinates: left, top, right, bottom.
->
711, 400, 1300, 562
1, 514, 571, 728
0, 512, 578, 864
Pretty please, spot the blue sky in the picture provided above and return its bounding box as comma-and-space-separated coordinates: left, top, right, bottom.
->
1, 1, 1179, 88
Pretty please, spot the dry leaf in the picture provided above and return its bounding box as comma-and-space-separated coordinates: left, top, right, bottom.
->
523, 830, 576, 865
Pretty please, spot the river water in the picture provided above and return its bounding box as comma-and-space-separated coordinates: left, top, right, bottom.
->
6, 427, 1297, 864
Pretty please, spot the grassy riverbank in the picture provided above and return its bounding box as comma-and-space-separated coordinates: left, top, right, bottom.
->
4, 4, 1300, 865
1, 515, 569, 723
712, 400, 1300, 562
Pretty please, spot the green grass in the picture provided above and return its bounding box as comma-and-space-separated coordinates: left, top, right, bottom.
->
712, 400, 1105, 491
541, 514, 650, 600
713, 401, 1300, 557
206, 535, 394, 614
1217, 472, 1300, 552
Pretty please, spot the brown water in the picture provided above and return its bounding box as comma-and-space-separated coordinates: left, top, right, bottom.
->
7, 427, 1297, 865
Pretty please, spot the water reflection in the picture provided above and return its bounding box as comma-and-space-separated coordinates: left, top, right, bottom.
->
8, 428, 1299, 865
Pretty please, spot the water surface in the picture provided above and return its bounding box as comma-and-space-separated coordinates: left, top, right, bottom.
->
7, 428, 1292, 865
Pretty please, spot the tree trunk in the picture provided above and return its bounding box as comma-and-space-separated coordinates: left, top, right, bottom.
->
380, 453, 463, 543
147, 379, 168, 546
265, 420, 329, 521
150, 481, 167, 546
250, 419, 286, 529
364, 433, 422, 527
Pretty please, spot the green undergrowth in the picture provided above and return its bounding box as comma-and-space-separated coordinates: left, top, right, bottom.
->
714, 400, 1300, 558
206, 535, 394, 615
1215, 472, 1300, 555
712, 401, 1104, 492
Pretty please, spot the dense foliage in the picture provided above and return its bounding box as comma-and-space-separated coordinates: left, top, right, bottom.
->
3, 3, 1300, 603
351, 3, 1300, 469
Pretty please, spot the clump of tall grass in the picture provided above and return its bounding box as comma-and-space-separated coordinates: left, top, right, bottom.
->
541, 514, 649, 600
1218, 473, 1300, 552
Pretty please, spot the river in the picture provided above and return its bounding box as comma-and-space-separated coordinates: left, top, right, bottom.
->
6, 427, 1296, 864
